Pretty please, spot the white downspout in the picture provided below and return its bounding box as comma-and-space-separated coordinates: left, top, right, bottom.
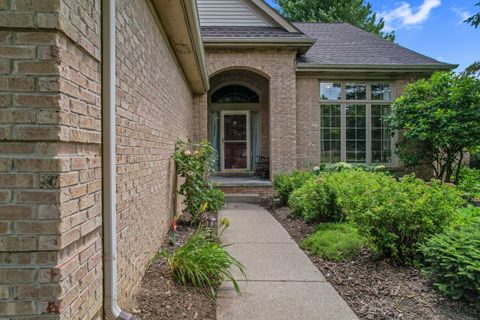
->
101, 0, 136, 319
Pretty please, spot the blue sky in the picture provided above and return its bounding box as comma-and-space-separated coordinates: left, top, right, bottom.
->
266, 0, 479, 71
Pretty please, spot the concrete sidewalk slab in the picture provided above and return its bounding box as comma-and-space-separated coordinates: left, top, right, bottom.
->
219, 210, 293, 244
217, 202, 358, 320
217, 281, 358, 320
227, 243, 325, 281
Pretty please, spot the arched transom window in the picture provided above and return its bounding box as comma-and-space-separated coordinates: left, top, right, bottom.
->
211, 85, 259, 103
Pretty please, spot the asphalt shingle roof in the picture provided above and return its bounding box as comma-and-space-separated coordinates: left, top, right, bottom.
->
201, 26, 310, 39
294, 22, 452, 67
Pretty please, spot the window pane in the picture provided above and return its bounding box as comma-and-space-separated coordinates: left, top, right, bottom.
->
224, 142, 247, 169
224, 114, 247, 140
371, 84, 392, 101
212, 85, 259, 103
346, 104, 366, 163
320, 105, 341, 163
371, 105, 392, 163
320, 82, 341, 100
346, 83, 366, 100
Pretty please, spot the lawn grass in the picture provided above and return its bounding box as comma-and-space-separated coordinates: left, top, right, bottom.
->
302, 223, 367, 262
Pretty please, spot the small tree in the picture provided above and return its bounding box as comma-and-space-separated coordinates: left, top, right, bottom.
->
387, 72, 480, 183
465, 1, 480, 28
463, 4, 480, 78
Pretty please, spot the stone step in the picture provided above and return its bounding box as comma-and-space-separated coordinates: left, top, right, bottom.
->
224, 193, 262, 204
213, 172, 256, 177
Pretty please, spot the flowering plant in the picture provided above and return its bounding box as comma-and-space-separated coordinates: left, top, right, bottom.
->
173, 140, 224, 222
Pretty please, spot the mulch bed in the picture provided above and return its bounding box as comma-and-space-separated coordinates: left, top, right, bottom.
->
265, 201, 480, 320
132, 222, 216, 320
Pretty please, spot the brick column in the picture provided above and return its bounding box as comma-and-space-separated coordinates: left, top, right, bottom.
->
0, 1, 103, 318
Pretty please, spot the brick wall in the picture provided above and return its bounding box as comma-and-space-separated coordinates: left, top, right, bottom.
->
1, 0, 103, 318
296, 78, 319, 169
0, 0, 195, 318
115, 0, 194, 303
198, 48, 298, 176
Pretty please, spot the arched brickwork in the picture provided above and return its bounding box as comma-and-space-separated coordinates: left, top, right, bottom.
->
194, 49, 298, 175
208, 69, 270, 162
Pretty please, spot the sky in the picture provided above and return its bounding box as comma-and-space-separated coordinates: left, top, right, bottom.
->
266, 0, 480, 71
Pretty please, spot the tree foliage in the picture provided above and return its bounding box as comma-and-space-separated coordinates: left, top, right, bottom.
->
387, 72, 480, 182
465, 1, 480, 28
275, 0, 395, 41
464, 61, 480, 77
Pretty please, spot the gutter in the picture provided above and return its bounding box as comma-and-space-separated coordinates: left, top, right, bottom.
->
101, 0, 137, 319
296, 62, 459, 72
182, 0, 210, 92
203, 37, 316, 47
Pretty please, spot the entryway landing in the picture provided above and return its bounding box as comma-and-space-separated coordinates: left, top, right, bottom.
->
211, 175, 272, 187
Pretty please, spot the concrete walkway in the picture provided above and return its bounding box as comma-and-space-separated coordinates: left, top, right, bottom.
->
217, 203, 358, 320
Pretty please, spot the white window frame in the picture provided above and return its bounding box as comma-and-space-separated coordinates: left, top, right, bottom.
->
319, 81, 398, 166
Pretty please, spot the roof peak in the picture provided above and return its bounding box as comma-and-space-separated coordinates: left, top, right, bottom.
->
197, 0, 300, 33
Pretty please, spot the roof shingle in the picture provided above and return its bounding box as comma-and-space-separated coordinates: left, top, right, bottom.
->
201, 26, 310, 39
294, 22, 453, 67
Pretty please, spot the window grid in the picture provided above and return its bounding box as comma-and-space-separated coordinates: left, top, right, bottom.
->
346, 104, 366, 163
320, 105, 341, 163
319, 81, 394, 165
371, 105, 392, 163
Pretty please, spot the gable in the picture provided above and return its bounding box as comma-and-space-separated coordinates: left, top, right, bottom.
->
197, 0, 271, 27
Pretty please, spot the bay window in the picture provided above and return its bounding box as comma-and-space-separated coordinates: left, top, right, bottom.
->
320, 82, 394, 164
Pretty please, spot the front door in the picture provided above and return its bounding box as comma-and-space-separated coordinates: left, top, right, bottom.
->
221, 111, 250, 172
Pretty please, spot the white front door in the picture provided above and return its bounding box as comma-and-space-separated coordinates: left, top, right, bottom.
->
221, 111, 250, 172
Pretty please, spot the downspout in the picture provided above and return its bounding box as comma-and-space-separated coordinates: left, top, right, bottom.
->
101, 0, 136, 319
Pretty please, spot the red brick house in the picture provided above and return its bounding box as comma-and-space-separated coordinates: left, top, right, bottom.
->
0, 0, 454, 319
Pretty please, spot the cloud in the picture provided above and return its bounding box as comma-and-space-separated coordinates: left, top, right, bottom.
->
381, 0, 441, 31
451, 7, 472, 24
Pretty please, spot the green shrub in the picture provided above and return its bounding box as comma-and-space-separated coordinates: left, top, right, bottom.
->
288, 176, 342, 222
351, 175, 465, 264
456, 166, 480, 200
420, 213, 480, 309
288, 169, 465, 264
288, 170, 392, 223
204, 188, 224, 213
451, 206, 480, 227
163, 229, 245, 296
329, 170, 394, 218
302, 223, 367, 262
274, 170, 315, 203
317, 162, 387, 173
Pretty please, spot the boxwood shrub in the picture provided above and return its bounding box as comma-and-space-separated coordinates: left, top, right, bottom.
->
457, 166, 480, 201
288, 177, 342, 222
350, 175, 465, 264
288, 170, 393, 223
288, 169, 465, 264
273, 170, 315, 203
419, 206, 480, 308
